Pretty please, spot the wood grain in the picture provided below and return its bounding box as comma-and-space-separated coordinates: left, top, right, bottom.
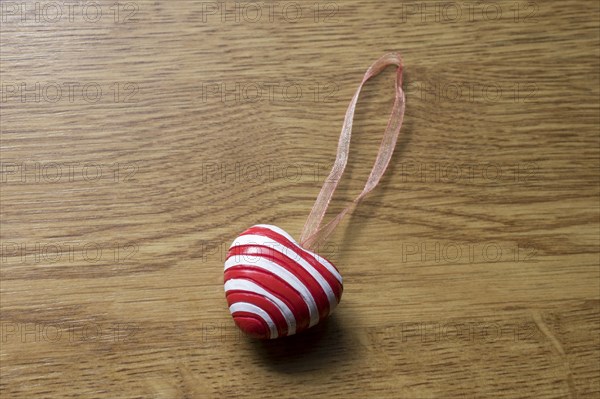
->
1, 0, 599, 398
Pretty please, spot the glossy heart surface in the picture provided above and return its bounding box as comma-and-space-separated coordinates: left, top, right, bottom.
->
224, 224, 343, 339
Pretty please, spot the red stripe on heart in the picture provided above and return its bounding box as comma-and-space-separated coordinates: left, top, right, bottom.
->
230, 313, 270, 340
244, 225, 343, 300
227, 244, 331, 319
226, 291, 288, 337
225, 268, 310, 332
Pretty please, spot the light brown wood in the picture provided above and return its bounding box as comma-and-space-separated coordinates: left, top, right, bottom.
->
1, 1, 599, 398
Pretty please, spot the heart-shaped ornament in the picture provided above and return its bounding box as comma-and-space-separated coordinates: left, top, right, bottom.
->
224, 224, 343, 339
222, 53, 405, 340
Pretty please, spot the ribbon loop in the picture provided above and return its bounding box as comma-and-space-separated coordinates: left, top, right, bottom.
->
300, 53, 406, 250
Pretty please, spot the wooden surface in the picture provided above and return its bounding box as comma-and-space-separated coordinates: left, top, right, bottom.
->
1, 1, 599, 398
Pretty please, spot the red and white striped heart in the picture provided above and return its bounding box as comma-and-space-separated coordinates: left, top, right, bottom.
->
224, 224, 343, 339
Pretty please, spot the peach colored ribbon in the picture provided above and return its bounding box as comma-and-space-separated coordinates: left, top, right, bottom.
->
300, 53, 406, 250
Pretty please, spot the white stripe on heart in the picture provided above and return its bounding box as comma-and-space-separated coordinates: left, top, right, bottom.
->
229, 302, 278, 339
224, 256, 319, 327
254, 224, 343, 284
229, 233, 338, 310
225, 278, 296, 335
